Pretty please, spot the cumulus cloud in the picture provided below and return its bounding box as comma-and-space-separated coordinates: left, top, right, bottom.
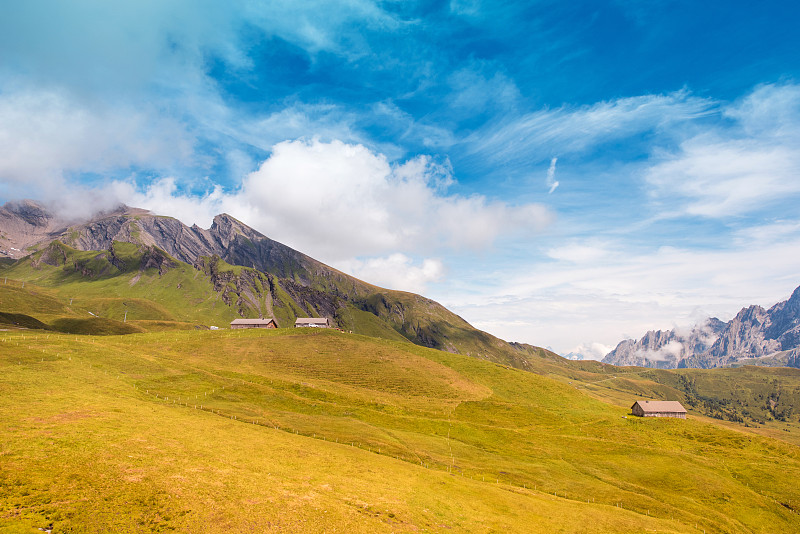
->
101, 138, 551, 292
338, 254, 445, 293
203, 138, 553, 262
0, 87, 195, 218
111, 178, 226, 228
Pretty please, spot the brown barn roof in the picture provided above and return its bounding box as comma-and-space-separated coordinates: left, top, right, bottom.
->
231, 318, 277, 326
632, 400, 686, 413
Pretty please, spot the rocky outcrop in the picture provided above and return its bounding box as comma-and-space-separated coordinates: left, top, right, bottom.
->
604, 287, 800, 369
0, 200, 67, 259
787, 348, 800, 369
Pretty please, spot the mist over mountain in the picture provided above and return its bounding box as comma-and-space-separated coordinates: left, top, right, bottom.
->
603, 287, 800, 368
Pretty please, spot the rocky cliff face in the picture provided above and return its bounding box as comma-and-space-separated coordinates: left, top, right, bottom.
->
767, 286, 800, 348
604, 287, 800, 369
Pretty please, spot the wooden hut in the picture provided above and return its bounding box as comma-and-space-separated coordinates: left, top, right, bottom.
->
631, 400, 686, 419
230, 318, 278, 329
294, 317, 330, 328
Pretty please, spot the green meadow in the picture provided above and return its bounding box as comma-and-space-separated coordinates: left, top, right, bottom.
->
2, 327, 800, 533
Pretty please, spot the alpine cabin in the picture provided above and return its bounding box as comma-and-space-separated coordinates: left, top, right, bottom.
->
230, 318, 278, 329
631, 400, 686, 419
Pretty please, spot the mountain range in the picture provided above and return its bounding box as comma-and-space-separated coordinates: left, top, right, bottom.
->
603, 286, 800, 368
6, 199, 800, 372
0, 199, 546, 369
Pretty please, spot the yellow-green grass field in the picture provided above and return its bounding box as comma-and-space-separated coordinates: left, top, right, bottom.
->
2, 327, 799, 532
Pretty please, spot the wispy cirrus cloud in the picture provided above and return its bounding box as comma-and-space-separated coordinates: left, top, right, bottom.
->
461, 90, 716, 168
447, 62, 521, 115
644, 83, 800, 218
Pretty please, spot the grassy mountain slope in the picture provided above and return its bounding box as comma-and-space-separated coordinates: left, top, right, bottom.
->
0, 239, 554, 368
0, 241, 236, 327
570, 363, 800, 445
0, 241, 390, 333
0, 203, 560, 366
6, 255, 800, 442
2, 327, 800, 532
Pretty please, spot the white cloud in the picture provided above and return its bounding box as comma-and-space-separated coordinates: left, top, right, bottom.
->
449, 0, 481, 17
724, 83, 800, 136
0, 87, 195, 218
442, 230, 800, 355
369, 101, 457, 151
0, 88, 193, 180
645, 139, 800, 217
112, 178, 226, 228
448, 63, 521, 113
0, 1, 399, 96
546, 241, 609, 263
237, 103, 367, 153
214, 139, 552, 263
464, 90, 715, 166
732, 220, 800, 246
104, 138, 551, 292
241, 0, 401, 59
635, 339, 683, 362
565, 341, 613, 361
644, 83, 800, 218
545, 157, 559, 194
338, 254, 445, 293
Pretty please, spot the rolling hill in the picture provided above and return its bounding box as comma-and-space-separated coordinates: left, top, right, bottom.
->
2, 327, 800, 532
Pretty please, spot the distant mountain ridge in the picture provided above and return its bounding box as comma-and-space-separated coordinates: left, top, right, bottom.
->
603, 286, 800, 369
0, 200, 550, 370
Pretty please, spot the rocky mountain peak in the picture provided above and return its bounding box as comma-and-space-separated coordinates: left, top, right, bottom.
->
8, 200, 53, 227
210, 213, 265, 240
604, 286, 800, 369
0, 200, 66, 259
89, 204, 151, 220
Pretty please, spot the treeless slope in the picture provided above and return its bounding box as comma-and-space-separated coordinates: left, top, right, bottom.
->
2, 328, 799, 532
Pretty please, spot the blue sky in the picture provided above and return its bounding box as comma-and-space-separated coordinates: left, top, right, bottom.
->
2, 1, 800, 357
